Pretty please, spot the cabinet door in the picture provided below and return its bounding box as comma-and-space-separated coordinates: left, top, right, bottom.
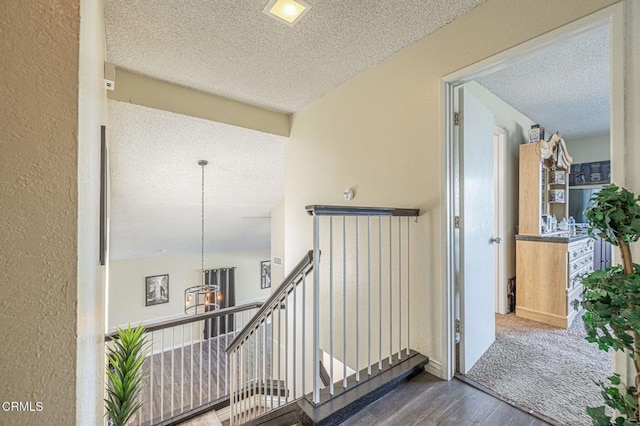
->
519, 144, 544, 235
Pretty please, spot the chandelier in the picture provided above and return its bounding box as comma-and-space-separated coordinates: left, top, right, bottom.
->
184, 160, 220, 314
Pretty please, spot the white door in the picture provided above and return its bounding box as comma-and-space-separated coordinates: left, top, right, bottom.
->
458, 87, 496, 374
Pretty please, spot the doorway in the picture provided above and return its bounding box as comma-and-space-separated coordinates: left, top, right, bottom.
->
442, 4, 623, 424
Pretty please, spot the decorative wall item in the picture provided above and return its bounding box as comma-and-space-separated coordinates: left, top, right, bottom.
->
549, 170, 566, 184
261, 260, 271, 289
145, 274, 169, 306
549, 189, 565, 203
528, 124, 544, 143
569, 160, 611, 186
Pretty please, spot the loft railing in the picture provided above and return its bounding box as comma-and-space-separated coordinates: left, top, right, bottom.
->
307, 205, 420, 405
105, 302, 262, 426
226, 205, 419, 425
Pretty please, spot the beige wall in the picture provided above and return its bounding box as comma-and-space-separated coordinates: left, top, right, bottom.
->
615, 0, 640, 391
0, 1, 90, 424
109, 248, 270, 328
284, 0, 620, 377
270, 201, 285, 286
109, 68, 291, 138
566, 133, 610, 164
625, 1, 640, 230
2, 0, 638, 423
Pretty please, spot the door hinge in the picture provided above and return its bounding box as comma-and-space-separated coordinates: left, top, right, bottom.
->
454, 216, 460, 229
455, 319, 461, 333
454, 112, 460, 126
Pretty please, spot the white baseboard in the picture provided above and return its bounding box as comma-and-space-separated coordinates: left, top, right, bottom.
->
425, 359, 443, 378
216, 405, 230, 422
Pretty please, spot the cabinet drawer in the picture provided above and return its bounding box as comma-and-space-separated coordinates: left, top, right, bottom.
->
568, 239, 594, 261
567, 283, 583, 315
569, 263, 593, 289
569, 253, 593, 274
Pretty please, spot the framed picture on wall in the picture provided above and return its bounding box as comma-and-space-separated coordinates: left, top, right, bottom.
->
261, 260, 271, 289
146, 274, 169, 306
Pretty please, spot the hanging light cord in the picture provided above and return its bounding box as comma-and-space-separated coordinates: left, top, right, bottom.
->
198, 160, 208, 286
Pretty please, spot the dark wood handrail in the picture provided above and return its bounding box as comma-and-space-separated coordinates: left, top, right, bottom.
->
226, 250, 315, 353
105, 302, 263, 341
306, 205, 420, 217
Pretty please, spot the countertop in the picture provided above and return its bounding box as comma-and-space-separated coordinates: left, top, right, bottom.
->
515, 232, 591, 243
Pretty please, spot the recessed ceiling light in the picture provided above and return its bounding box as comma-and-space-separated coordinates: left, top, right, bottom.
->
263, 0, 312, 27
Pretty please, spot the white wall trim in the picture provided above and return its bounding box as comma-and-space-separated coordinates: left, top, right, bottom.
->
425, 359, 443, 378
440, 78, 456, 380
610, 2, 625, 188
442, 5, 623, 85
494, 127, 508, 315
441, 2, 624, 382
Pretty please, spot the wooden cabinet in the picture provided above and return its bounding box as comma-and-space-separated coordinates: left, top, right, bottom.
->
518, 143, 569, 236
515, 236, 593, 328
516, 142, 589, 328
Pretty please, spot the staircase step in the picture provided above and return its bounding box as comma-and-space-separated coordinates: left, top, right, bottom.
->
243, 351, 428, 426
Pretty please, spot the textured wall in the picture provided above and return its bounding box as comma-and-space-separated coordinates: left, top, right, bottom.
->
270, 201, 285, 286
615, 0, 640, 391
285, 0, 620, 379
0, 1, 80, 425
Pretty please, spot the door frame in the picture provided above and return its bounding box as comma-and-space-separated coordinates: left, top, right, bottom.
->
440, 3, 625, 380
494, 127, 507, 315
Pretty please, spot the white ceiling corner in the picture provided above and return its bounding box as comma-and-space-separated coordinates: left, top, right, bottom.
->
476, 26, 610, 140
108, 101, 286, 260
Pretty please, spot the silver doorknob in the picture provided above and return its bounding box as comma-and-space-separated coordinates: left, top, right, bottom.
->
490, 237, 502, 244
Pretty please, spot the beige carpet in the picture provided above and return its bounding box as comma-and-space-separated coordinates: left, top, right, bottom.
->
467, 313, 612, 426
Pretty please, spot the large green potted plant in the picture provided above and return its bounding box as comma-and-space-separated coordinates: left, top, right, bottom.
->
580, 184, 640, 425
105, 324, 148, 426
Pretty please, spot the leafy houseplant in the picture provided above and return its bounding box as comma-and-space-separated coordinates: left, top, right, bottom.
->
105, 324, 148, 426
580, 184, 640, 425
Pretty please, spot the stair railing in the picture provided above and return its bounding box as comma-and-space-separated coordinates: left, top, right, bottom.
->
226, 205, 419, 425
306, 205, 420, 405
226, 251, 316, 425
105, 302, 262, 426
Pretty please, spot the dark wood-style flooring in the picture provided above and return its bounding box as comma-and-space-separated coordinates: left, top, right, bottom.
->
340, 372, 550, 426
136, 333, 234, 425
135, 325, 272, 425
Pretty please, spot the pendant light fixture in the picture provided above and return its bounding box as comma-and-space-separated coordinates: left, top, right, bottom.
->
184, 160, 220, 314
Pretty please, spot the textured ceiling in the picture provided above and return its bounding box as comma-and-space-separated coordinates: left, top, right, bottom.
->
105, 0, 486, 113
105, 0, 488, 259
476, 26, 610, 140
108, 101, 286, 260
105, 1, 609, 260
